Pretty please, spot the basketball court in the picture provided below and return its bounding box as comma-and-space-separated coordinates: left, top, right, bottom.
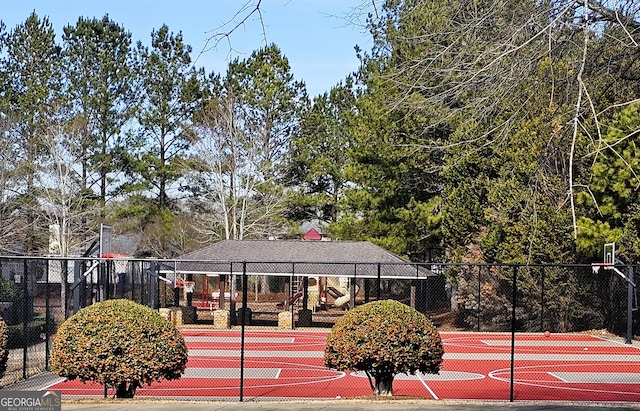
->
42, 242, 639, 402
44, 329, 640, 402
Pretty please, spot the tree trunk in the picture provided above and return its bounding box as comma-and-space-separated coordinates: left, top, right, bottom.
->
374, 372, 394, 396
115, 381, 139, 398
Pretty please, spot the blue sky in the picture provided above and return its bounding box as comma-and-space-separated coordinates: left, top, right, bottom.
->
1, 1, 373, 97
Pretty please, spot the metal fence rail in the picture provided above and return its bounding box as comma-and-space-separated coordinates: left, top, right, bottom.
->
0, 256, 637, 401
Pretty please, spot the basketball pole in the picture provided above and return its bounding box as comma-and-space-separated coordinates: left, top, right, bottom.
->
601, 243, 636, 344
607, 263, 636, 345
626, 265, 634, 345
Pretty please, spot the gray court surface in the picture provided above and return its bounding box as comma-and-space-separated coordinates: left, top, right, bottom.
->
350, 370, 485, 381
188, 350, 640, 361
548, 372, 640, 384
188, 349, 323, 358
182, 367, 282, 379
184, 336, 296, 343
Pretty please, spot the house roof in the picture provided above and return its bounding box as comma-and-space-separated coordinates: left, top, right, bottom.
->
302, 228, 322, 241
169, 240, 434, 279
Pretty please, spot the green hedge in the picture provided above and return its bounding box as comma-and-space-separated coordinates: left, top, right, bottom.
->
6, 314, 56, 349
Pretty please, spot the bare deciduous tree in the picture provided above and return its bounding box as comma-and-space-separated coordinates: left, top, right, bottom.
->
189, 86, 288, 241
37, 117, 102, 257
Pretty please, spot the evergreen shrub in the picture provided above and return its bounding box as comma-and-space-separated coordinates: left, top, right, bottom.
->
51, 299, 187, 398
324, 299, 444, 396
0, 319, 8, 379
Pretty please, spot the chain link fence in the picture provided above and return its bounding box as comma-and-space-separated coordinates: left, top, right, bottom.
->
0, 256, 637, 399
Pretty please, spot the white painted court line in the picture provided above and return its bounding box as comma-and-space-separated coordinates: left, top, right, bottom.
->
415, 374, 439, 400
442, 353, 640, 361
480, 340, 622, 347
548, 372, 569, 382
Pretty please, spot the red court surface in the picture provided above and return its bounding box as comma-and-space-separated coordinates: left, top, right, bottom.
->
46, 330, 640, 402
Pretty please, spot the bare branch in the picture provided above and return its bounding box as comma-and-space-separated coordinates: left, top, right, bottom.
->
197, 1, 378, 64
584, 0, 640, 28
197, 0, 266, 62
568, 0, 591, 240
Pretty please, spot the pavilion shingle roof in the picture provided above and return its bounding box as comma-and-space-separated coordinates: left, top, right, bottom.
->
171, 240, 434, 279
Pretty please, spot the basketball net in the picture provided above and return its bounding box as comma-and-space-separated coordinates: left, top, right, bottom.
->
182, 281, 195, 294
176, 280, 195, 293
591, 262, 614, 274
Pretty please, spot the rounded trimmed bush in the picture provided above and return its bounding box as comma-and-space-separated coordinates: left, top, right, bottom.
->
324, 300, 444, 396
0, 318, 8, 379
51, 299, 188, 398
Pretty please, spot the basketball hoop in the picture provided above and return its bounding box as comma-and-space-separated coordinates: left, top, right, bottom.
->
183, 281, 195, 294
591, 262, 614, 274
176, 281, 195, 294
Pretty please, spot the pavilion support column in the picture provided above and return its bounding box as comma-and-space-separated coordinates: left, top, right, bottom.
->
349, 281, 356, 310
302, 277, 309, 309
186, 274, 193, 307
376, 264, 381, 301
298, 276, 312, 327
410, 281, 416, 310
283, 282, 290, 311
364, 279, 370, 303
230, 274, 237, 325
219, 275, 226, 310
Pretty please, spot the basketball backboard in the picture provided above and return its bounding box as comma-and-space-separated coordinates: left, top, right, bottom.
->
100, 224, 113, 257
604, 242, 615, 265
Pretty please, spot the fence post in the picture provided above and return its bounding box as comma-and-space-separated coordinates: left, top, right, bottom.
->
45, 259, 50, 371
290, 264, 295, 330
510, 265, 517, 402
62, 260, 69, 319
540, 266, 545, 332
627, 265, 634, 344
22, 259, 28, 380
477, 266, 481, 332
130, 263, 136, 304
240, 262, 247, 402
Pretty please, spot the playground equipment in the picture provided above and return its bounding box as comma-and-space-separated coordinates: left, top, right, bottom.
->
276, 291, 304, 310
275, 277, 361, 311
327, 285, 360, 308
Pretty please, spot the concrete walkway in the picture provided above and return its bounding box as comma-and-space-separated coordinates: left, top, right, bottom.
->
59, 399, 640, 411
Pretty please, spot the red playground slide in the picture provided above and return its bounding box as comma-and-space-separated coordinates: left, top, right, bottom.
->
326, 286, 344, 299
276, 291, 303, 310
